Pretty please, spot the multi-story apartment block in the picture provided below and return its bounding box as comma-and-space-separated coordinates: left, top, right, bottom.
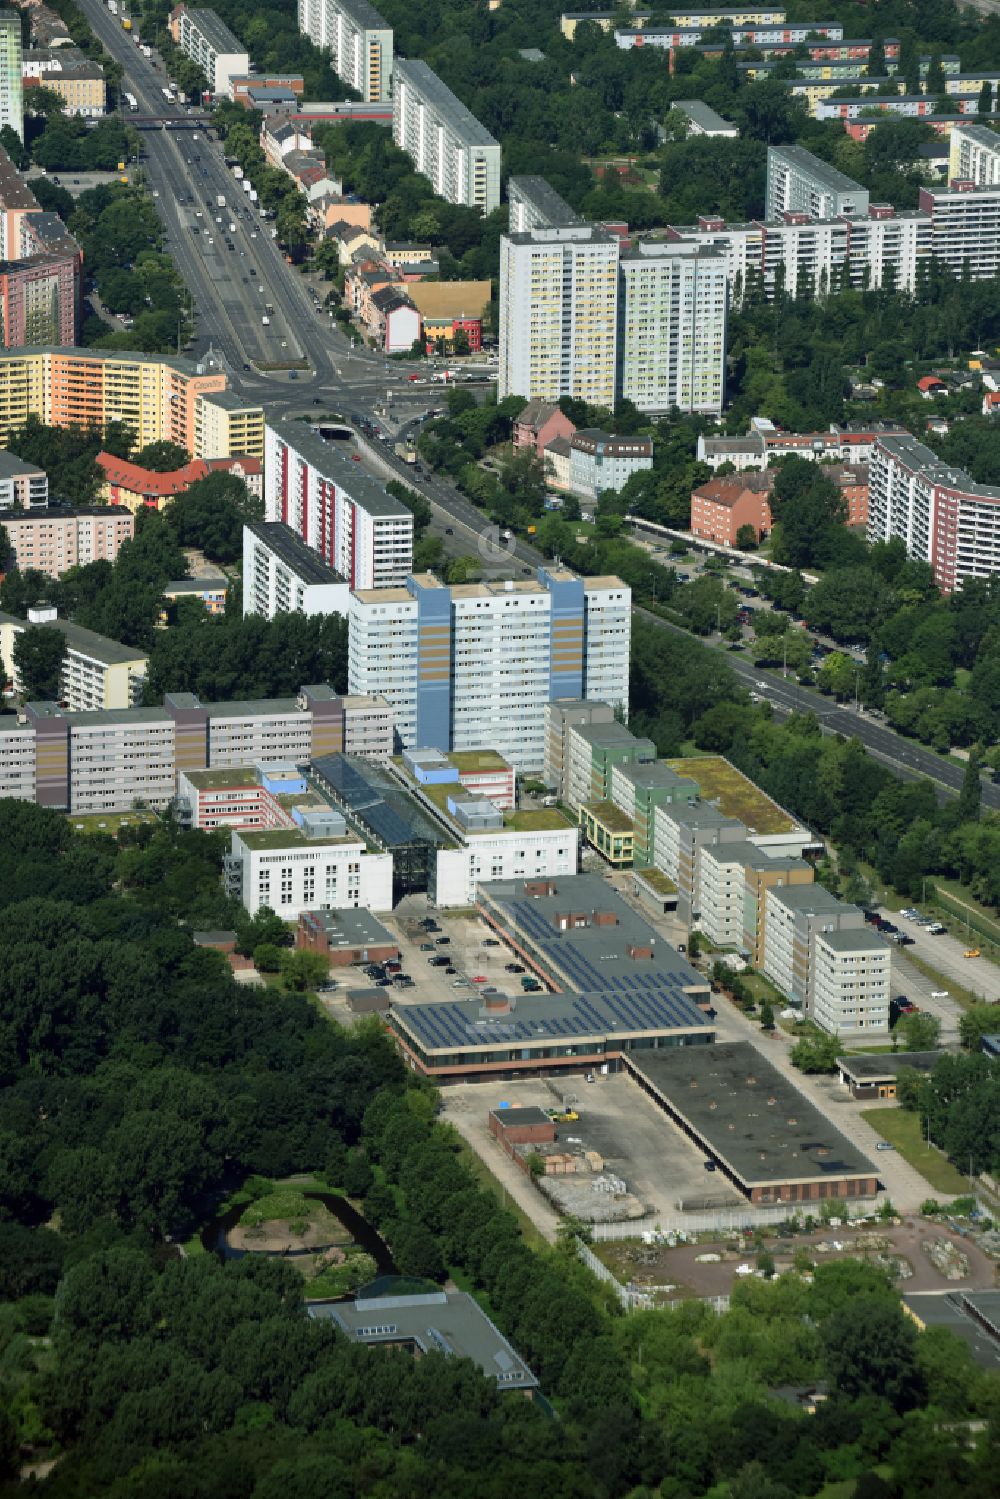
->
243, 520, 350, 620
0, 684, 395, 813
499, 225, 619, 407
618, 240, 727, 414
0, 450, 47, 509
97, 453, 262, 514
766, 144, 869, 220
564, 718, 654, 813
167, 5, 249, 95
615, 20, 844, 51
919, 179, 1000, 280
868, 433, 1000, 593
949, 121, 1000, 185
0, 146, 81, 345
297, 0, 392, 102
0, 10, 23, 141
23, 48, 106, 116
195, 388, 264, 461
697, 417, 907, 470
763, 883, 889, 1037
0, 504, 134, 577
0, 604, 148, 711
0, 347, 260, 455
507, 176, 582, 234
392, 59, 501, 214
348, 567, 631, 772
543, 697, 616, 801
264, 418, 413, 589
611, 760, 699, 867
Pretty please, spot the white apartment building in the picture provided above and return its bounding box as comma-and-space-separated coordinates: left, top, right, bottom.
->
392, 59, 501, 214
0, 10, 23, 142
868, 434, 1000, 593
618, 240, 727, 415
171, 6, 249, 95
243, 520, 350, 620
64, 709, 176, 814
1, 506, 134, 578
297, 0, 392, 102
949, 121, 1000, 185
763, 883, 889, 1037
264, 419, 413, 590
231, 826, 393, 919
765, 144, 869, 220
919, 180, 1000, 280
499, 224, 619, 407
347, 568, 631, 773
507, 176, 581, 234
207, 699, 314, 768
0, 719, 35, 802
698, 838, 760, 948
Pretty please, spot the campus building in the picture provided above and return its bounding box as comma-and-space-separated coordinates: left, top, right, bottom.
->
765, 144, 869, 219
347, 568, 631, 772
392, 59, 501, 214
388, 874, 714, 1082
297, 0, 392, 102
168, 5, 250, 95
229, 813, 393, 920
0, 605, 148, 711
0, 348, 262, 457
264, 418, 413, 589
0, 504, 134, 577
763, 883, 890, 1038
868, 433, 1000, 592
543, 697, 617, 802
0, 10, 23, 142
242, 520, 350, 619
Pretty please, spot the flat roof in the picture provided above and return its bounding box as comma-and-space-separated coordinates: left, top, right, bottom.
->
508, 175, 582, 227
489, 1105, 552, 1127
629, 1042, 876, 1187
184, 8, 247, 56
327, 0, 391, 31
245, 519, 346, 586
310, 1283, 537, 1389
664, 755, 798, 835
904, 1293, 1000, 1372
817, 927, 887, 953
181, 765, 260, 788
25, 704, 170, 728
837, 1051, 943, 1082
312, 753, 452, 850
236, 826, 359, 851
0, 450, 45, 480
0, 611, 147, 667
394, 58, 500, 150
448, 749, 510, 773
268, 418, 411, 520
770, 143, 866, 197
206, 697, 300, 718
301, 907, 395, 949
582, 799, 634, 833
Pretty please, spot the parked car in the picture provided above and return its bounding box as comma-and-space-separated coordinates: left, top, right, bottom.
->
875, 1142, 895, 1151
419, 942, 434, 952
472, 975, 488, 983
505, 963, 525, 973
435, 936, 451, 945
703, 1160, 717, 1172
964, 948, 982, 958
930, 989, 950, 999
430, 956, 450, 967
444, 966, 457, 974
482, 939, 500, 947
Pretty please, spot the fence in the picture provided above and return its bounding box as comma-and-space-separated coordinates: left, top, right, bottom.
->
929, 882, 1000, 955
588, 1198, 890, 1241
575, 1237, 653, 1310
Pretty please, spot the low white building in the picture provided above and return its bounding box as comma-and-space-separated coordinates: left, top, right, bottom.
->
243, 520, 351, 620
567, 430, 653, 502
230, 824, 393, 919
435, 824, 579, 907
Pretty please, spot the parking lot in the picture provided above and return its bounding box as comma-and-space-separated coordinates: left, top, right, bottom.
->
440, 1073, 745, 1226
888, 909, 1000, 1008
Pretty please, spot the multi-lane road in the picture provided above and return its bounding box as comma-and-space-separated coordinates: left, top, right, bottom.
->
80, 0, 1000, 814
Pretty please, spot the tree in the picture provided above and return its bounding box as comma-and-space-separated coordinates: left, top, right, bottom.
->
957, 745, 983, 824
979, 80, 993, 115
866, 37, 886, 78
167, 472, 263, 564
134, 441, 190, 473
12, 624, 66, 701
900, 1011, 942, 1051
735, 524, 759, 551
822, 1295, 925, 1409
253, 942, 284, 972
759, 999, 776, 1032
768, 459, 846, 570
280, 949, 330, 993
959, 1004, 1000, 1052
790, 1032, 840, 1073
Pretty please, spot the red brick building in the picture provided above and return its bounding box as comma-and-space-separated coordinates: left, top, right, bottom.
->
690, 472, 774, 545
296, 908, 398, 966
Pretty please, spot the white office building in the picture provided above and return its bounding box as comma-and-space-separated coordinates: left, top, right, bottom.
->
297, 0, 392, 102
499, 224, 619, 407
618, 240, 728, 414
347, 568, 631, 773
230, 825, 393, 919
264, 419, 413, 590
243, 520, 351, 620
392, 59, 501, 214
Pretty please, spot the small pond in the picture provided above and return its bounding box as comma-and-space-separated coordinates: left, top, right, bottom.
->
200, 1190, 396, 1275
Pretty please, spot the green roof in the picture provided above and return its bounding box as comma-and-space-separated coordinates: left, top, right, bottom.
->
503, 807, 573, 831
634, 866, 678, 895
448, 749, 511, 773
581, 800, 634, 833
664, 755, 797, 835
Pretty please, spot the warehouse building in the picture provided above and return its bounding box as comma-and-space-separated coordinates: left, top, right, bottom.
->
626, 1042, 879, 1203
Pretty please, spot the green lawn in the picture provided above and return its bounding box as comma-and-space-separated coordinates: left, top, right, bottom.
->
860, 1108, 970, 1195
